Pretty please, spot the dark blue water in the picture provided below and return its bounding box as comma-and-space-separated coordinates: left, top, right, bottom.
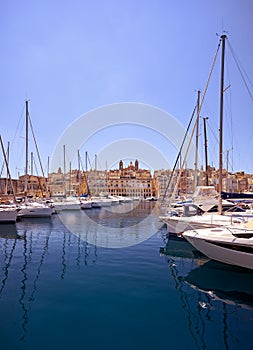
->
0, 202, 252, 350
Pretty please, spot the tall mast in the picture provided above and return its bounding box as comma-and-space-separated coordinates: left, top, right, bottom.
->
63, 144, 66, 197
69, 161, 71, 197
31, 151, 34, 194
85, 151, 88, 171
194, 90, 201, 191
25, 100, 29, 196
47, 156, 50, 196
203, 117, 209, 186
218, 34, 226, 215
0, 136, 16, 201
5, 141, 10, 195
95, 154, 97, 171
78, 149, 81, 196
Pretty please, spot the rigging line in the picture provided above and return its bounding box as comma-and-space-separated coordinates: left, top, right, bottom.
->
169, 38, 222, 206
79, 154, 90, 194
0, 143, 9, 177
87, 153, 93, 170
162, 103, 197, 201
227, 39, 253, 102
223, 54, 234, 148
0, 113, 23, 177
227, 39, 253, 88
28, 116, 45, 179
33, 158, 44, 195
10, 104, 26, 150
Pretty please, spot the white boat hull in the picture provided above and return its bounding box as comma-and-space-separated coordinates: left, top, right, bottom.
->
54, 202, 81, 211
0, 208, 18, 223
81, 201, 93, 209
91, 198, 112, 208
160, 213, 249, 234
183, 227, 253, 270
18, 205, 52, 218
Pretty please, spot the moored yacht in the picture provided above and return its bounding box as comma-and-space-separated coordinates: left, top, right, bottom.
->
183, 225, 253, 270
17, 201, 53, 218
53, 197, 81, 211
159, 185, 246, 234
91, 197, 112, 208
80, 198, 93, 209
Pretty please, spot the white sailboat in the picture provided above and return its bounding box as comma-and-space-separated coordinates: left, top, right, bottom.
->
18, 200, 53, 218
17, 101, 52, 218
53, 197, 81, 211
159, 185, 249, 234
53, 146, 81, 212
183, 35, 253, 269
91, 196, 112, 208
160, 35, 253, 236
0, 135, 18, 223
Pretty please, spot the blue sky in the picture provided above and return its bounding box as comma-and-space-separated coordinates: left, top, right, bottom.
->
1, 0, 253, 177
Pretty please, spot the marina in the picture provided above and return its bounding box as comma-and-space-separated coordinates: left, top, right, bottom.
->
0, 201, 252, 349
2, 2, 253, 349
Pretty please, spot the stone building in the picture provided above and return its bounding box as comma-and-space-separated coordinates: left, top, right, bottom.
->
84, 170, 108, 196
107, 160, 153, 198
17, 174, 48, 197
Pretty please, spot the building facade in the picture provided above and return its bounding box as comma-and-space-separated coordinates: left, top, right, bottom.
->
107, 160, 153, 198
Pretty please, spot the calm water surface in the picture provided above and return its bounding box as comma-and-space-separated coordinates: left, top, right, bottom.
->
0, 201, 252, 350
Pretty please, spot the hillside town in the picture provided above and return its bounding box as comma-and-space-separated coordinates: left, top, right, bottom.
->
1, 159, 253, 200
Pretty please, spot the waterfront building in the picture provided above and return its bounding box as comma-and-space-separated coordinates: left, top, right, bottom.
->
153, 170, 171, 198
45, 165, 253, 199
84, 170, 108, 196
17, 174, 49, 197
49, 168, 87, 197
0, 177, 18, 201
107, 160, 153, 198
48, 168, 65, 197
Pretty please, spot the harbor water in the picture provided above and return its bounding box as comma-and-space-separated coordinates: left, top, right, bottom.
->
0, 201, 252, 350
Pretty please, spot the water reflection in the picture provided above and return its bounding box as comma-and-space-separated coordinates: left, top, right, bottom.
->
0, 217, 97, 344
0, 223, 19, 238
58, 201, 163, 248
184, 260, 253, 310
160, 232, 253, 349
0, 207, 252, 349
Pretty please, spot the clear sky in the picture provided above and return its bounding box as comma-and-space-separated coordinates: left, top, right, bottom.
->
1, 0, 253, 178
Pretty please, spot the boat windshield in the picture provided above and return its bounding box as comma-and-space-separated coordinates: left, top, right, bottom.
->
183, 204, 204, 217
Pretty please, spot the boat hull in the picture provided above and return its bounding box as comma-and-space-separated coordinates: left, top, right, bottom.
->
18, 206, 52, 218
81, 201, 93, 209
54, 203, 81, 211
183, 228, 253, 270
160, 213, 248, 234
0, 208, 18, 223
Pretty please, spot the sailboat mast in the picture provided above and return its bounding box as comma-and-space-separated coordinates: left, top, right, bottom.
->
194, 90, 201, 192
218, 34, 226, 215
203, 117, 209, 186
0, 136, 16, 201
25, 100, 29, 196
46, 156, 49, 196
63, 144, 66, 197
85, 151, 88, 172
78, 150, 81, 196
5, 141, 10, 195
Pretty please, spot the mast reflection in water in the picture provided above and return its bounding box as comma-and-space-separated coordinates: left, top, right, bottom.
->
0, 201, 252, 350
